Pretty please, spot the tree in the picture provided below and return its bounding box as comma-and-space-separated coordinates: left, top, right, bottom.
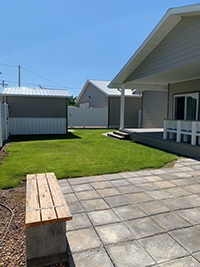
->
68, 96, 77, 106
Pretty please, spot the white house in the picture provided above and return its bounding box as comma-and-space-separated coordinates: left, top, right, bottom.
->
109, 4, 200, 150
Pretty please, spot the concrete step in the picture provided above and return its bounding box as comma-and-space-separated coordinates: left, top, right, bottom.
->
107, 130, 131, 140
113, 131, 130, 139
107, 132, 125, 140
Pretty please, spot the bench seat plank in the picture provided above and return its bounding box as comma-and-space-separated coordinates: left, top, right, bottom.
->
47, 173, 67, 207
26, 175, 41, 227
56, 205, 73, 221
46, 173, 72, 221
37, 174, 57, 222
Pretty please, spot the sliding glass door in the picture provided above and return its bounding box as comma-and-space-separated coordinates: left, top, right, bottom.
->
174, 93, 199, 121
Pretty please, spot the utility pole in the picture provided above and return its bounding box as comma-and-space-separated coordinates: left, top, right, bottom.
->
0, 80, 8, 88
18, 65, 21, 87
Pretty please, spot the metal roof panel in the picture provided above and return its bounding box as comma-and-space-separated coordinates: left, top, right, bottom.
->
1, 87, 71, 98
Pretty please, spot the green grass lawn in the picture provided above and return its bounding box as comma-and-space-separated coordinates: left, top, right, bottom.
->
0, 129, 178, 189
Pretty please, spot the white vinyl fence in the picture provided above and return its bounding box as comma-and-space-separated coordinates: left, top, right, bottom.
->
0, 102, 9, 148
68, 107, 108, 127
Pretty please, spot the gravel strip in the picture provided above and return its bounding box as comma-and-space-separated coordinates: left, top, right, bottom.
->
0, 183, 69, 267
0, 183, 26, 267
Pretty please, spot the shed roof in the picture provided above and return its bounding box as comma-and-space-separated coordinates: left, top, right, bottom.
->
77, 80, 141, 103
109, 4, 200, 89
1, 87, 71, 98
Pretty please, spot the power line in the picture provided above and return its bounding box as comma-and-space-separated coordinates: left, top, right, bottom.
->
3, 79, 82, 91
21, 66, 69, 89
0, 63, 82, 93
0, 62, 17, 68
0, 63, 69, 88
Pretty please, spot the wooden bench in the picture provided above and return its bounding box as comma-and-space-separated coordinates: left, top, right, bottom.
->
25, 172, 72, 267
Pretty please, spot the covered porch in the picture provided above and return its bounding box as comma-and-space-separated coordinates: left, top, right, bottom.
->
121, 127, 200, 159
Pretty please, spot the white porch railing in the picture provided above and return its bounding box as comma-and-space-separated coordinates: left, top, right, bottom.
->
163, 120, 200, 145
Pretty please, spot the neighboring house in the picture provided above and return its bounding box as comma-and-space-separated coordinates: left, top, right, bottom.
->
0, 87, 71, 135
77, 80, 142, 128
109, 4, 200, 146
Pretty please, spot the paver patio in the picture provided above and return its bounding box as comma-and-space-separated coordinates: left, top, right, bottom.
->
58, 158, 200, 267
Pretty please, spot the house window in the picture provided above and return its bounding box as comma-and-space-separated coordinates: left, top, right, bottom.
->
173, 93, 199, 121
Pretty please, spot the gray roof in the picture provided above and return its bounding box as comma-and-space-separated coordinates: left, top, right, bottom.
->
77, 80, 141, 103
89, 80, 139, 96
109, 4, 200, 89
1, 87, 71, 98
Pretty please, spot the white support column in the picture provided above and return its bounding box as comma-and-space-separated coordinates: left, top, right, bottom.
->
191, 121, 197, 145
176, 120, 181, 142
120, 84, 125, 129
163, 120, 167, 139
138, 109, 142, 128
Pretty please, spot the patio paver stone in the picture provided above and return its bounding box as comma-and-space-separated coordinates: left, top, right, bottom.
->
117, 185, 142, 194
138, 200, 170, 215
157, 256, 200, 267
107, 240, 155, 267
67, 228, 102, 253
96, 223, 133, 244
68, 201, 84, 214
91, 181, 113, 189
71, 183, 93, 192
97, 187, 121, 198
140, 233, 189, 263
110, 179, 131, 187
169, 227, 200, 253
104, 195, 132, 208
113, 205, 146, 221
151, 212, 190, 231
125, 217, 163, 238
71, 248, 114, 267
64, 193, 78, 203
76, 190, 100, 201
81, 198, 110, 212
146, 189, 173, 200
142, 175, 163, 182
67, 213, 92, 231
175, 208, 200, 225
166, 187, 192, 197
68, 177, 88, 185
87, 209, 120, 226
127, 192, 154, 203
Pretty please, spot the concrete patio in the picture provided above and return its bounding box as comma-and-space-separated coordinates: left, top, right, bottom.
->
58, 158, 200, 267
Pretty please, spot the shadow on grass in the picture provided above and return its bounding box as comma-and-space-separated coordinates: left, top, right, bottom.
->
8, 132, 81, 142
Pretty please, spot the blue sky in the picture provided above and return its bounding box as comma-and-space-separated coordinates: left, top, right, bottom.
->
0, 0, 200, 96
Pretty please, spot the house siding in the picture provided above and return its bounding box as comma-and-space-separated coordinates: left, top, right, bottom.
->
142, 91, 167, 128
6, 96, 67, 118
109, 97, 141, 127
168, 78, 200, 119
78, 83, 108, 108
126, 16, 200, 82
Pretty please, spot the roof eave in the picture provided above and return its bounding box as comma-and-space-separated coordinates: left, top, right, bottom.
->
77, 80, 90, 104
109, 5, 200, 88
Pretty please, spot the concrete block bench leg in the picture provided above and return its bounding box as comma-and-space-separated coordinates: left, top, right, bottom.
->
26, 222, 67, 267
